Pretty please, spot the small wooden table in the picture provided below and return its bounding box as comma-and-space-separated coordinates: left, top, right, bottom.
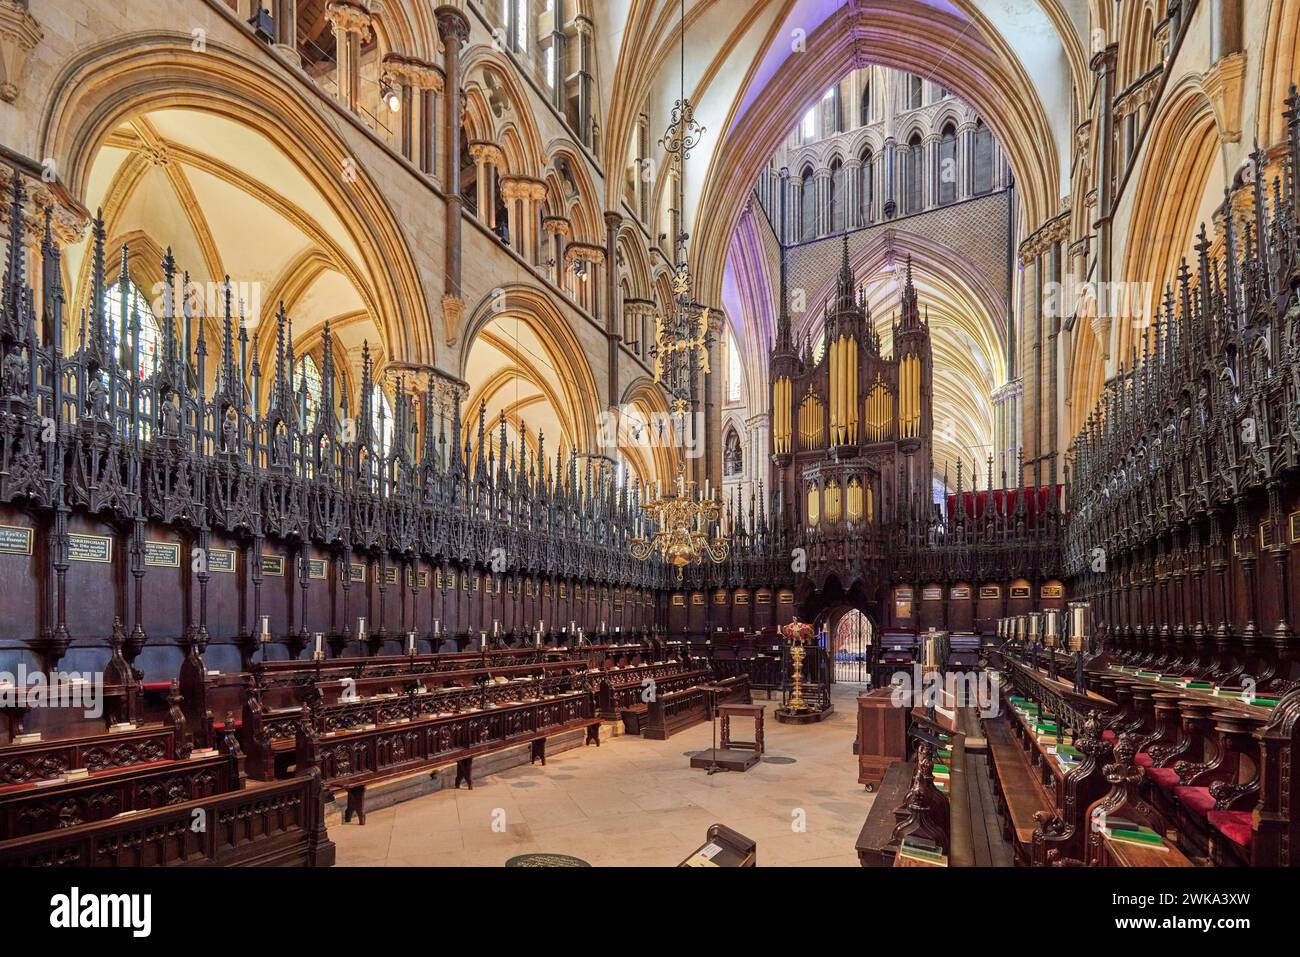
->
719, 703, 764, 754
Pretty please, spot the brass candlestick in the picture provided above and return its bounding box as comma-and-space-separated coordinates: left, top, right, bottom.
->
788, 640, 808, 711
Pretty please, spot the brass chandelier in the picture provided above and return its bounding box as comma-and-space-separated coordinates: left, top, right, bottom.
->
650, 0, 710, 417
628, 472, 728, 579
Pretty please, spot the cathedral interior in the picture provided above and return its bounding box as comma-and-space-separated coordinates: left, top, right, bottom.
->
0, 0, 1299, 896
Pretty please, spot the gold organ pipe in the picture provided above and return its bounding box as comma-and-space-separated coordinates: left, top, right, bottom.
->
847, 337, 858, 443
807, 485, 819, 525
846, 479, 863, 522
774, 376, 792, 454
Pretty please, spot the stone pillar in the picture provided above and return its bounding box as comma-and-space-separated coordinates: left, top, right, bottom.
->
387, 57, 442, 171
325, 1, 371, 113
778, 167, 791, 243
272, 0, 299, 65
704, 310, 724, 491
472, 143, 505, 229
604, 212, 623, 408
845, 158, 862, 230
957, 121, 975, 200
1092, 44, 1118, 365
543, 217, 570, 288
883, 137, 897, 218
435, 5, 471, 345
815, 167, 831, 237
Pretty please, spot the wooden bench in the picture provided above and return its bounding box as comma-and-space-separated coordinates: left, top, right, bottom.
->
856, 760, 916, 866
983, 714, 1054, 863
334, 714, 601, 824
642, 675, 750, 740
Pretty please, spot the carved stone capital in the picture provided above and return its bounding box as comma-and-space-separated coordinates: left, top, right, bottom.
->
435, 5, 472, 49
1202, 52, 1246, 144
383, 55, 444, 92
0, 0, 42, 103
469, 141, 505, 168
542, 216, 571, 237
325, 0, 373, 41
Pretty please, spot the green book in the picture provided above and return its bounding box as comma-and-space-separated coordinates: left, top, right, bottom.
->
1106, 828, 1165, 848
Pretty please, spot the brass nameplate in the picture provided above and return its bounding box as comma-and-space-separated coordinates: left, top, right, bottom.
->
922, 586, 943, 601
262, 555, 284, 577
350, 563, 366, 583
1040, 584, 1064, 599
671, 594, 685, 607
950, 585, 971, 600
0, 525, 33, 556
1010, 585, 1031, 599
308, 559, 328, 580
208, 548, 236, 573
385, 567, 398, 586
144, 541, 180, 567
979, 585, 1001, 599
69, 534, 112, 563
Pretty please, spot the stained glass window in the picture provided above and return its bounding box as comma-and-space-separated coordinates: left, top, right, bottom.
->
104, 278, 160, 380
297, 354, 321, 432
371, 384, 394, 457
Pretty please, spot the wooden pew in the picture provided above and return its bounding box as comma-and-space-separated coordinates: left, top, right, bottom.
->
0, 771, 334, 867
642, 675, 750, 740
320, 690, 603, 824
0, 751, 238, 840
594, 662, 703, 718
983, 713, 1054, 863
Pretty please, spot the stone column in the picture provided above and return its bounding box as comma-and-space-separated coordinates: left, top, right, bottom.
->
957, 121, 974, 200
845, 158, 862, 230
605, 211, 622, 408
704, 310, 724, 491
435, 5, 471, 345
815, 166, 831, 236
387, 57, 442, 171
273, 0, 299, 66
883, 137, 897, 218
472, 143, 505, 229
778, 167, 791, 243
543, 217, 570, 288
525, 182, 547, 265
325, 1, 371, 113
925, 133, 941, 209
1092, 44, 1118, 365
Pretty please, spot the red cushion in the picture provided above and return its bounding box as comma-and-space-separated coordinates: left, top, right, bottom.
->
1206, 810, 1252, 848
1174, 785, 1215, 817
1148, 767, 1180, 791
1102, 729, 1117, 743
1134, 751, 1153, 767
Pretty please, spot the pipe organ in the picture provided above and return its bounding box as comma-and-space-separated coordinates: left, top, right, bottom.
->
768, 238, 933, 596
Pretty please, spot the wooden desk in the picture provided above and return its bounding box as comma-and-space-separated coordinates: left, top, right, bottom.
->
719, 703, 764, 753
678, 823, 756, 867
1099, 832, 1193, 867
857, 689, 908, 790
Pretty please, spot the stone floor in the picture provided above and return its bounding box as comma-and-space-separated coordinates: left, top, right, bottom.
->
332, 683, 873, 867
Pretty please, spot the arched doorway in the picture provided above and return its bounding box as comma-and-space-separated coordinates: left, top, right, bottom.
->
829, 608, 874, 683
